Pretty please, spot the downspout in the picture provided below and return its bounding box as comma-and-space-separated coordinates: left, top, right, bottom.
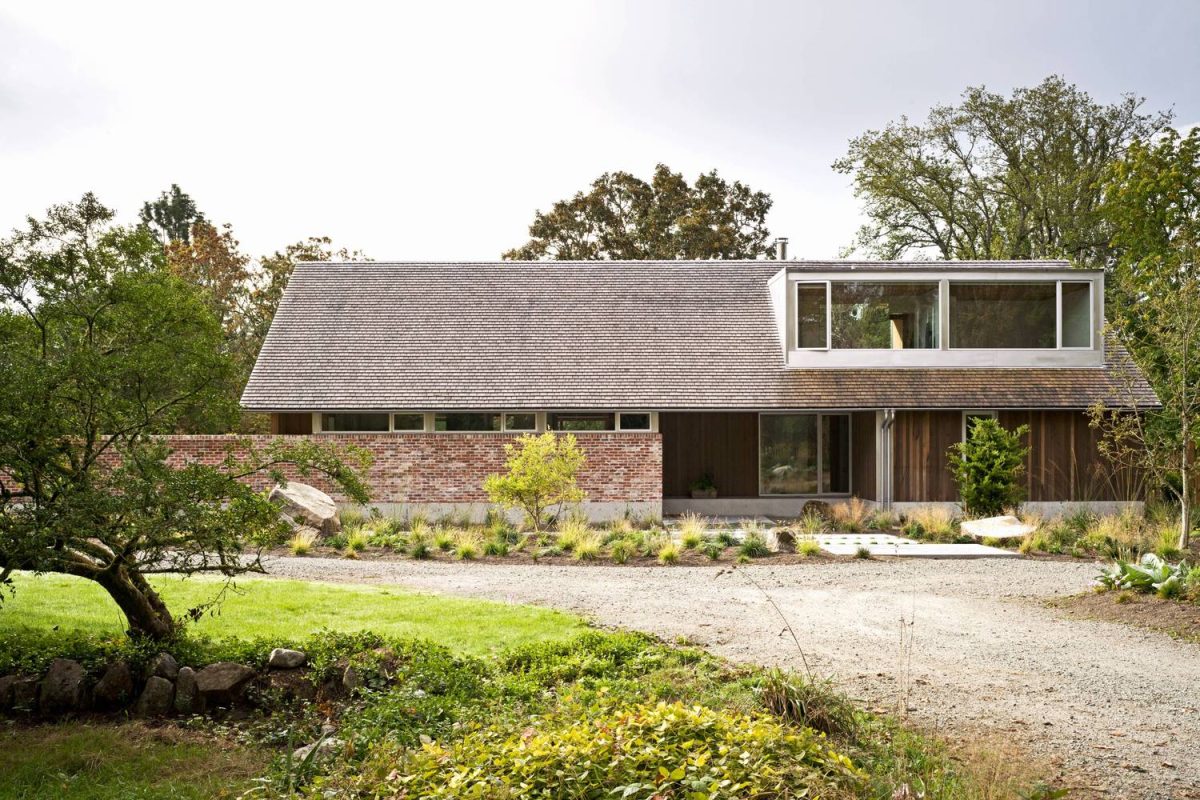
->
880, 409, 896, 511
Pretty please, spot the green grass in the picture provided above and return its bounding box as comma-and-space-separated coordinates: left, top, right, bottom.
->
0, 723, 265, 799
2, 572, 585, 657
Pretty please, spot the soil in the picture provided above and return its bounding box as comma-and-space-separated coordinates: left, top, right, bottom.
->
1051, 591, 1200, 643
260, 554, 1200, 799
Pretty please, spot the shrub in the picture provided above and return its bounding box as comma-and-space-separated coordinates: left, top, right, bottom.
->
829, 498, 871, 532
657, 542, 680, 564
640, 531, 670, 557
798, 538, 822, 557
701, 540, 724, 560
948, 418, 1030, 517
866, 509, 901, 531
346, 528, 369, 552
483, 537, 509, 557
288, 529, 317, 556
854, 546, 872, 559
573, 533, 602, 561
716, 529, 739, 547
738, 531, 771, 558
483, 432, 586, 531
1097, 553, 1192, 598
377, 700, 860, 799
409, 539, 431, 559
609, 539, 635, 564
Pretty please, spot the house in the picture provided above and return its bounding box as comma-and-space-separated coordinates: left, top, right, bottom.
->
240, 259, 1157, 520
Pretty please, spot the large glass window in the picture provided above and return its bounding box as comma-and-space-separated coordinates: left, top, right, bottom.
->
548, 412, 615, 431
618, 412, 651, 431
831, 282, 939, 349
796, 283, 828, 348
759, 413, 850, 496
503, 413, 536, 431
392, 413, 425, 431
322, 413, 389, 432
949, 282, 1057, 349
434, 413, 501, 431
1061, 282, 1092, 348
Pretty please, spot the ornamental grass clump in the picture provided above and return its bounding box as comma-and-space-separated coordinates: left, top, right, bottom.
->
657, 542, 680, 564
701, 540, 724, 560
902, 505, 956, 542
555, 514, 590, 552
434, 529, 455, 552
346, 528, 369, 553
829, 497, 871, 533
798, 511, 827, 536
453, 530, 483, 560
738, 529, 771, 559
798, 538, 822, 557
608, 539, 635, 564
573, 532, 602, 561
677, 511, 708, 544
288, 529, 317, 556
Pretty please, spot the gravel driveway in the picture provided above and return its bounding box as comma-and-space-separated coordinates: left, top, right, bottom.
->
261, 555, 1199, 799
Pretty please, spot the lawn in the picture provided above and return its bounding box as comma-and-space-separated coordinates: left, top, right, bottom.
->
2, 572, 586, 657
0, 723, 267, 800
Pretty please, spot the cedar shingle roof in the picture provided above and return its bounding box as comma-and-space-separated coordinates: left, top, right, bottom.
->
240, 261, 1159, 411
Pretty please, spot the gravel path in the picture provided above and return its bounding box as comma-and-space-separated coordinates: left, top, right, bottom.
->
261, 555, 1200, 799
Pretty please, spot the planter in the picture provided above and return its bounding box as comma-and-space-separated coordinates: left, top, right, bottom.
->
690, 488, 718, 499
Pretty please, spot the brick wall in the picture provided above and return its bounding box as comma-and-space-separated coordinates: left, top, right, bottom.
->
160, 433, 662, 504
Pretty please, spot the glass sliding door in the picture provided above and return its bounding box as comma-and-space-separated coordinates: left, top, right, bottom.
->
759, 413, 851, 496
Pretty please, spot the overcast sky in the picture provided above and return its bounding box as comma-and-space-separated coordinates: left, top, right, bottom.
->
3, 0, 1199, 261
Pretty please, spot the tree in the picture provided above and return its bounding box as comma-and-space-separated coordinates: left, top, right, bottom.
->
0, 195, 371, 639
140, 183, 206, 244
504, 164, 773, 260
948, 418, 1030, 517
834, 76, 1170, 264
1092, 128, 1200, 548
483, 433, 586, 530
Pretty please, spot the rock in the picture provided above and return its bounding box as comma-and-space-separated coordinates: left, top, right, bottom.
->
771, 528, 797, 553
93, 661, 135, 709
195, 662, 256, 707
292, 736, 343, 764
0, 675, 18, 711
269, 482, 340, 536
39, 658, 88, 713
174, 667, 198, 714
268, 648, 307, 669
133, 676, 175, 717
960, 515, 1035, 541
11, 677, 39, 712
342, 665, 361, 691
151, 653, 180, 681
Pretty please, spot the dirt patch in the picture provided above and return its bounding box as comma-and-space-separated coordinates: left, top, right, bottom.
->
1051, 591, 1200, 643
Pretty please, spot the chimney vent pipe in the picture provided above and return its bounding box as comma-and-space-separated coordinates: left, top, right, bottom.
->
775, 237, 789, 260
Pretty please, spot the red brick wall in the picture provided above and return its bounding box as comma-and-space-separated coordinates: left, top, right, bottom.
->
160, 433, 662, 504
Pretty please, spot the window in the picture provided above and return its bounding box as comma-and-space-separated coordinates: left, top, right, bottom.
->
392, 413, 425, 431
795, 283, 828, 348
949, 282, 1058, 349
618, 412, 651, 431
548, 412, 615, 431
321, 413, 389, 432
831, 282, 939, 349
503, 413, 536, 431
962, 410, 997, 442
434, 413, 501, 431
759, 413, 850, 496
1060, 282, 1092, 348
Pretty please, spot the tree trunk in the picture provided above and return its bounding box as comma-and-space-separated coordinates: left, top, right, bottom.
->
94, 566, 176, 640
1182, 436, 1192, 550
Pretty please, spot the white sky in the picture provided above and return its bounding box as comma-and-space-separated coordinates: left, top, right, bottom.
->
3, 0, 1199, 260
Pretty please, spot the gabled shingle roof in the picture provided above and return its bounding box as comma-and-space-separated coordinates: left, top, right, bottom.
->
240, 261, 1158, 411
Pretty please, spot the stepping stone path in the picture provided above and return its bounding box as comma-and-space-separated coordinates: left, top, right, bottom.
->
814, 533, 1018, 558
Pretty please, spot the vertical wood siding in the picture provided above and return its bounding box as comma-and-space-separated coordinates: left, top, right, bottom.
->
892, 410, 962, 502
851, 411, 878, 500
270, 413, 313, 434
660, 412, 760, 497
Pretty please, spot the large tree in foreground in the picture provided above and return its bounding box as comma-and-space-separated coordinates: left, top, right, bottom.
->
504, 164, 774, 260
0, 195, 370, 639
834, 76, 1170, 264
1091, 128, 1200, 549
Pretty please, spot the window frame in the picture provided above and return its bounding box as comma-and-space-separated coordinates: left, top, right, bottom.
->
828, 279, 943, 351
391, 412, 426, 432
616, 412, 652, 431
757, 411, 852, 497
1057, 280, 1094, 350
947, 279, 1094, 351
961, 410, 998, 442
432, 411, 503, 433
319, 412, 392, 433
502, 412, 537, 432
794, 281, 831, 351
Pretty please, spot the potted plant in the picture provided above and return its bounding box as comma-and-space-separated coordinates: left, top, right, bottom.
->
690, 474, 717, 499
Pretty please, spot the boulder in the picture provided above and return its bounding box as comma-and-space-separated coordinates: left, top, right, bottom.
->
269, 482, 340, 536
342, 665, 362, 692
960, 515, 1036, 541
292, 736, 343, 764
39, 658, 88, 713
770, 528, 797, 553
11, 677, 39, 712
174, 667, 198, 714
195, 662, 256, 707
133, 676, 175, 717
268, 648, 307, 669
93, 661, 135, 709
0, 675, 18, 711
151, 653, 180, 681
